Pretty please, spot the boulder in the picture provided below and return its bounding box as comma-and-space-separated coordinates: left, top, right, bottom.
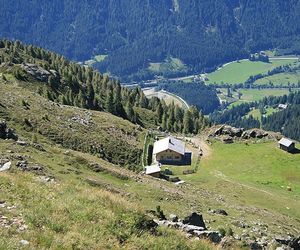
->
182, 224, 206, 233
182, 212, 206, 229
222, 136, 233, 144
193, 230, 222, 244
0, 161, 11, 172
169, 214, 178, 222
19, 240, 29, 246
16, 140, 27, 146
0, 120, 18, 140
249, 242, 263, 250
213, 125, 244, 138
21, 63, 52, 82
210, 209, 228, 216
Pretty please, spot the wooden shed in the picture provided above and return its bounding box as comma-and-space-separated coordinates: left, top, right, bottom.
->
278, 138, 295, 153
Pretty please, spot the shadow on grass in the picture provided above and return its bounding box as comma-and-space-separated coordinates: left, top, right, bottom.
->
291, 148, 300, 155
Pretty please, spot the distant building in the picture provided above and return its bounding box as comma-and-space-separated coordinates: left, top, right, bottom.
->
278, 104, 288, 110
153, 137, 192, 165
145, 164, 161, 178
278, 138, 295, 153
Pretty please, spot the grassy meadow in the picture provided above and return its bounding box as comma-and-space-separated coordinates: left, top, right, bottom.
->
148, 57, 188, 75
162, 140, 300, 236
206, 59, 298, 85
217, 88, 292, 108
254, 70, 300, 86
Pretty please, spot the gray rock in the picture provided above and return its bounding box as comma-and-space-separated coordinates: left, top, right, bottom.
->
21, 63, 52, 82
16, 140, 27, 146
210, 209, 228, 216
182, 224, 206, 233
0, 120, 18, 140
182, 212, 206, 229
19, 240, 29, 245
169, 214, 178, 222
194, 230, 222, 244
222, 136, 234, 144
249, 242, 263, 250
0, 161, 11, 172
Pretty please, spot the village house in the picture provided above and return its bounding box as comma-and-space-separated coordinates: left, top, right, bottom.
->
152, 136, 191, 165
278, 138, 295, 153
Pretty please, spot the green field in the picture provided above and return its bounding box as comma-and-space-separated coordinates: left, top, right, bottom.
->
149, 57, 188, 74
164, 140, 300, 235
246, 107, 277, 122
255, 70, 300, 86
206, 59, 298, 85
84, 54, 108, 66
218, 88, 293, 108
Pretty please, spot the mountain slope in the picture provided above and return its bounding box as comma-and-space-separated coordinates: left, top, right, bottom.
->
1, 1, 300, 80
0, 82, 145, 169
0, 40, 208, 134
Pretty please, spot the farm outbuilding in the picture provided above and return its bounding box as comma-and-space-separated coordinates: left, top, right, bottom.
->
278, 138, 295, 153
145, 164, 161, 178
153, 136, 192, 165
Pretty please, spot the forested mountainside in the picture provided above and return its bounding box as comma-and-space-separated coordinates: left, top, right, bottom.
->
0, 40, 208, 134
1, 0, 300, 80
210, 91, 300, 141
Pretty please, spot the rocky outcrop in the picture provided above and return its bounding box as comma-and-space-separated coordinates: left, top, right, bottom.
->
0, 120, 18, 140
154, 212, 222, 244
182, 212, 207, 229
275, 236, 300, 249
21, 63, 58, 82
213, 125, 244, 137
209, 125, 279, 143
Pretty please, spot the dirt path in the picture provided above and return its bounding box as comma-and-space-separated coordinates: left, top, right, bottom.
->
185, 136, 212, 159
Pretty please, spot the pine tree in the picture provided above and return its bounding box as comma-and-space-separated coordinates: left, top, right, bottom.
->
183, 109, 193, 134
105, 88, 114, 113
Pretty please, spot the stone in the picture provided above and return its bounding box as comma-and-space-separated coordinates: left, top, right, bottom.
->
169, 214, 178, 222
32, 143, 45, 151
249, 242, 263, 250
193, 230, 222, 244
222, 136, 234, 144
0, 120, 18, 140
211, 209, 228, 216
37, 176, 55, 183
182, 212, 206, 229
182, 224, 206, 233
16, 140, 27, 146
16, 161, 28, 170
19, 240, 29, 245
21, 63, 52, 82
0, 161, 11, 172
